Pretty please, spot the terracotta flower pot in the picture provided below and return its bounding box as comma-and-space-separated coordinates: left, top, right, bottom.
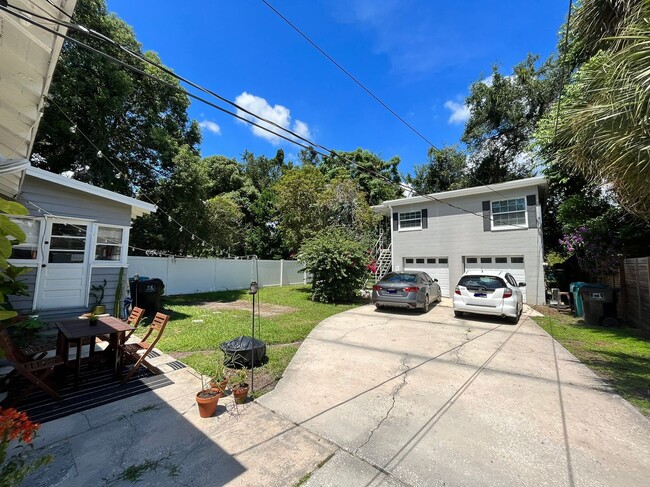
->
232, 384, 249, 405
196, 390, 222, 418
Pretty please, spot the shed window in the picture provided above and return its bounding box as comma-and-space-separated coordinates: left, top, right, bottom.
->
8, 218, 40, 260
492, 198, 526, 227
399, 211, 422, 230
94, 226, 126, 263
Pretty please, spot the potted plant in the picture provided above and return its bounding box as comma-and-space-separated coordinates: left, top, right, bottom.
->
230, 369, 249, 405
195, 376, 222, 418
89, 279, 107, 314
209, 358, 228, 395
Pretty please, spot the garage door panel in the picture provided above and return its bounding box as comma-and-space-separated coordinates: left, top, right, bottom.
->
464, 256, 527, 303
403, 258, 449, 295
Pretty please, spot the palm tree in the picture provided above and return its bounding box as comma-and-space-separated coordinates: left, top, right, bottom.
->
551, 0, 650, 220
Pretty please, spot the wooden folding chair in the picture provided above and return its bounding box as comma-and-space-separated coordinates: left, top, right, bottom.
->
0, 327, 64, 399
124, 306, 146, 341
120, 312, 169, 384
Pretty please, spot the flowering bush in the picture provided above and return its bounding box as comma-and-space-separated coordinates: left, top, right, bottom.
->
559, 225, 621, 275
0, 407, 52, 487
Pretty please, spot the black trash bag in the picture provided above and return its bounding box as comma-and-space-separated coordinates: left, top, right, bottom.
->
220, 336, 266, 367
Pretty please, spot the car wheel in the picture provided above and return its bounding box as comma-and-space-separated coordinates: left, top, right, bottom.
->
508, 314, 519, 324
421, 294, 430, 312
454, 310, 463, 318
436, 291, 442, 302
375, 303, 382, 309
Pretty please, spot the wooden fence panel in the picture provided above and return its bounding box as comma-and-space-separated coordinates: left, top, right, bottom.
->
623, 257, 650, 331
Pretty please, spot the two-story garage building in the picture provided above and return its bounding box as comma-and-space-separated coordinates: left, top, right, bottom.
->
374, 176, 547, 305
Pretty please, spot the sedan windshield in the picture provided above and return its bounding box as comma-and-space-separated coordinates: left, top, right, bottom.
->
382, 273, 417, 283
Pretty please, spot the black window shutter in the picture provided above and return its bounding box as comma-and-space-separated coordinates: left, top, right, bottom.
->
526, 195, 537, 228
482, 201, 491, 232
421, 209, 428, 229
393, 212, 398, 231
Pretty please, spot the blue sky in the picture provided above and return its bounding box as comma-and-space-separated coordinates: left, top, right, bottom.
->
106, 0, 568, 177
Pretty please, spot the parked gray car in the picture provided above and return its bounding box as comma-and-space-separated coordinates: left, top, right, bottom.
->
372, 271, 442, 311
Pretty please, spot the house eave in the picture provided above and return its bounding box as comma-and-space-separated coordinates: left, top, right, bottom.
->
25, 166, 157, 219
374, 176, 548, 213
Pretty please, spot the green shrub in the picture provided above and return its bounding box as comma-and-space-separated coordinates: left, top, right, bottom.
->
298, 229, 370, 303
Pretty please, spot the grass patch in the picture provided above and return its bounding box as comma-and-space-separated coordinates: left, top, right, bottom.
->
533, 309, 650, 416
156, 285, 362, 395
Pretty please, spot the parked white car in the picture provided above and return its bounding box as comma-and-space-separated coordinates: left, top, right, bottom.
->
453, 270, 524, 324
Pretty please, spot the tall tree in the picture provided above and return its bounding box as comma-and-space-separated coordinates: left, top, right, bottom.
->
32, 0, 200, 195
462, 55, 560, 184
538, 0, 650, 220
319, 149, 403, 205
407, 146, 469, 195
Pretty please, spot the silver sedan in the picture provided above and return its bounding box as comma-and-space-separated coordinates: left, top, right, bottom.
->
372, 271, 442, 311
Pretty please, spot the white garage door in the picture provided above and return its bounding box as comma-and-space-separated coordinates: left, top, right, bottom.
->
464, 256, 527, 303
403, 257, 450, 295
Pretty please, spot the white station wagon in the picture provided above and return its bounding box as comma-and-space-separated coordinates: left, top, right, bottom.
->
453, 270, 524, 324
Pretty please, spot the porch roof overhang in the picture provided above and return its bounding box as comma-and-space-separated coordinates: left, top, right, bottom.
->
26, 166, 157, 219
372, 176, 548, 216
0, 0, 77, 198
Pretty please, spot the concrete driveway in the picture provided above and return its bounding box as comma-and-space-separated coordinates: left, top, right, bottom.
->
258, 299, 650, 486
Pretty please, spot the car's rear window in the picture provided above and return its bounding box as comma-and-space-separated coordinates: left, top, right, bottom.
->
458, 276, 506, 290
382, 273, 417, 283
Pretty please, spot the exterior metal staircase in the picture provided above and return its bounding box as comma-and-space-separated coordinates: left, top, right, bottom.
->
364, 231, 392, 289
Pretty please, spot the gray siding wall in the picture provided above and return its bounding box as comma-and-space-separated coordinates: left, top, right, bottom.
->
7, 267, 37, 314
89, 267, 124, 316
17, 176, 132, 226
391, 186, 545, 304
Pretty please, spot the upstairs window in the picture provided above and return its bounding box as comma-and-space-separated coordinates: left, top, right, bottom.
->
492, 198, 526, 228
399, 211, 422, 230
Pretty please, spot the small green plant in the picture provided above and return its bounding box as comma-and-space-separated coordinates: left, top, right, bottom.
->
230, 368, 248, 388
298, 228, 371, 303
8, 316, 44, 348
90, 279, 107, 305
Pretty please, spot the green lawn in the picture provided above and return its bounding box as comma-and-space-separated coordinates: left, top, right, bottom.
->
153, 285, 363, 396
533, 310, 650, 416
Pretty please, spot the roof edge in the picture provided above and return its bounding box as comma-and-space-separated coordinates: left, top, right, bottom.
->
377, 176, 548, 208
25, 167, 157, 218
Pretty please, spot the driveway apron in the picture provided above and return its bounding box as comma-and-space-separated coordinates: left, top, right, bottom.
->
258, 301, 650, 486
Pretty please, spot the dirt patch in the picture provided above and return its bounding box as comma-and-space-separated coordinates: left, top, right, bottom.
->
196, 300, 296, 317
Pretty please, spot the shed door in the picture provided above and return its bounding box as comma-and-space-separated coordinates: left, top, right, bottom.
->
36, 219, 91, 310
464, 256, 527, 303
403, 257, 450, 295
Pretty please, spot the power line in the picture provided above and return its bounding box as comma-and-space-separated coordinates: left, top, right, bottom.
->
259, 0, 513, 200
0, 3, 531, 230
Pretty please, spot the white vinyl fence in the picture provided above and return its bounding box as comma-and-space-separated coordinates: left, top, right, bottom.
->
126, 257, 307, 296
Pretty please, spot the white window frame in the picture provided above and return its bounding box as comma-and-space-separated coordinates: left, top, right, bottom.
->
6, 216, 45, 267
90, 223, 130, 266
398, 210, 422, 231
491, 197, 527, 230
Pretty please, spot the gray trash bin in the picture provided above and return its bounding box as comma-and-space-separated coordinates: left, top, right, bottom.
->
579, 286, 617, 326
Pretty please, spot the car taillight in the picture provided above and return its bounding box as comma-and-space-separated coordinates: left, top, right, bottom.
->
454, 287, 461, 295
403, 287, 419, 292
503, 288, 513, 298
372, 285, 381, 291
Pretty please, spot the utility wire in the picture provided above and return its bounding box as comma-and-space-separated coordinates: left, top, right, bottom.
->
16, 1, 514, 202
259, 0, 512, 200
1, 3, 531, 230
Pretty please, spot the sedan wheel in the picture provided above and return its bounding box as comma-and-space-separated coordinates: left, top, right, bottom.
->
421, 294, 430, 312
454, 310, 463, 318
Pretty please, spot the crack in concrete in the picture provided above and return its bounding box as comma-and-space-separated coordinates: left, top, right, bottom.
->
355, 354, 410, 455
339, 319, 390, 341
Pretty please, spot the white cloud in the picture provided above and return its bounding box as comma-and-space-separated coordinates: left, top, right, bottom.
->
199, 120, 221, 135
444, 100, 470, 124
235, 92, 311, 145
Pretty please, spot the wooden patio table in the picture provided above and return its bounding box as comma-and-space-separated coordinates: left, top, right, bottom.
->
55, 316, 134, 388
